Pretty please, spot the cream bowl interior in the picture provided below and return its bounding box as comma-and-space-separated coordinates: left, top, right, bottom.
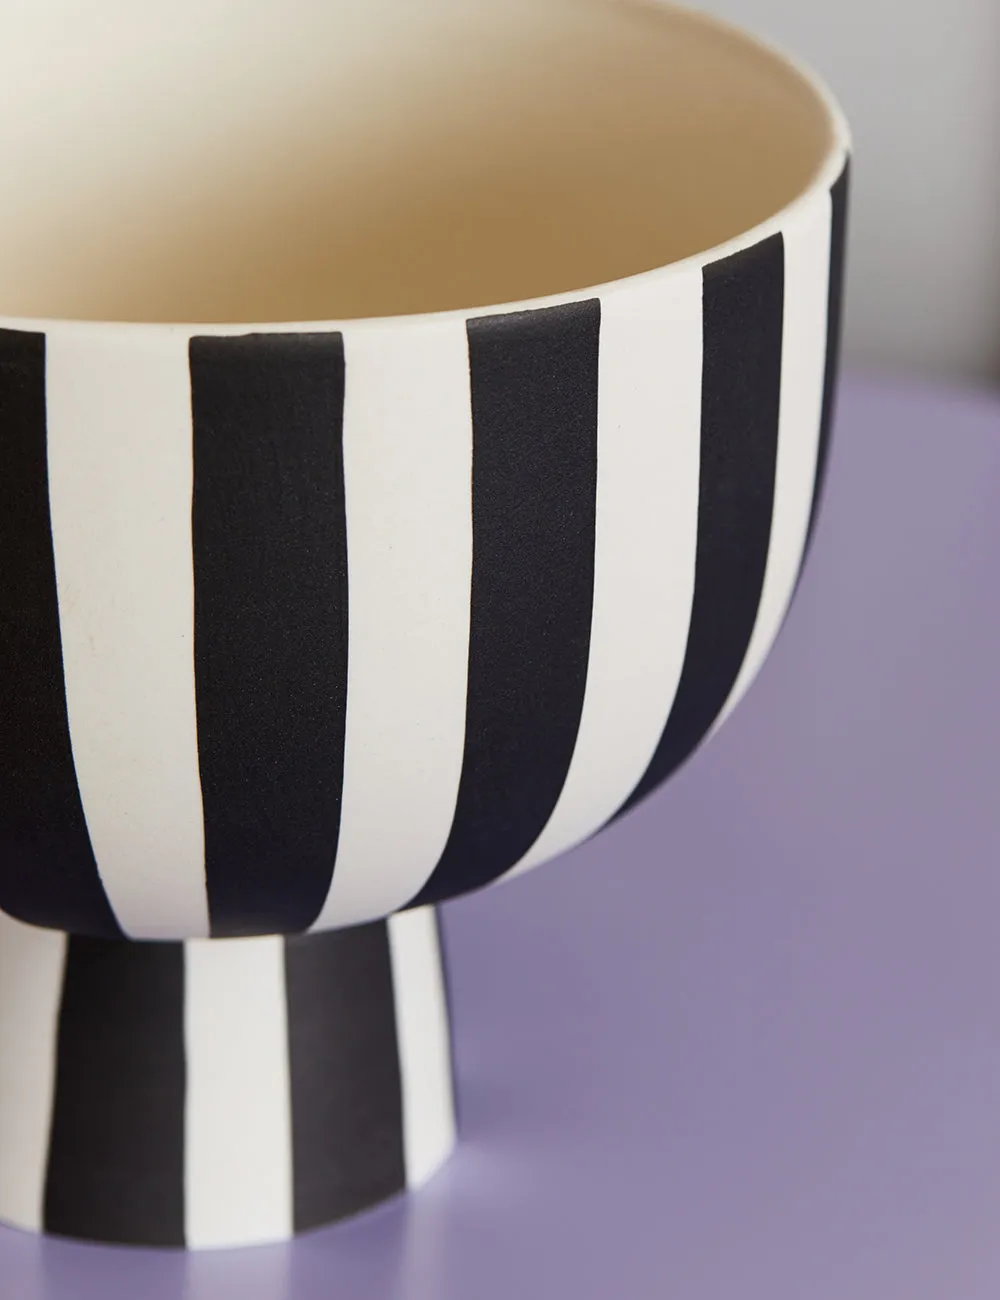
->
0, 0, 835, 323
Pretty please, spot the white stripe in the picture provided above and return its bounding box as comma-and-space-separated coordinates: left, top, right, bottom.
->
502, 267, 703, 881
0, 914, 66, 1231
712, 193, 833, 733
183, 936, 293, 1248
387, 907, 456, 1188
45, 330, 208, 939
310, 319, 473, 930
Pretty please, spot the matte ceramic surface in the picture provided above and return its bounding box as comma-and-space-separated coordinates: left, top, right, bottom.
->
0, 908, 454, 1248
1, 372, 998, 1297
0, 171, 850, 942
0, 0, 836, 323
0, 0, 849, 1252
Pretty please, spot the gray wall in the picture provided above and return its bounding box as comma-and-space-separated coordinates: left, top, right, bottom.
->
697, 0, 1000, 382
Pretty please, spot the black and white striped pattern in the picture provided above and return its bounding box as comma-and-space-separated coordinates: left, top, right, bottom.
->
0, 160, 848, 939
0, 906, 454, 1247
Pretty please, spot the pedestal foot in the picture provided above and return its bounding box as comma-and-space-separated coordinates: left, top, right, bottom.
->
0, 907, 455, 1248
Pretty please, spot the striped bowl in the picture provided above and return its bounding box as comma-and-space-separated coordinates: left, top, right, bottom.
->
0, 0, 849, 1250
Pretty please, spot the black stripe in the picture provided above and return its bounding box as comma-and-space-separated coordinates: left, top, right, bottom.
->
43, 937, 185, 1246
285, 924, 405, 1232
190, 332, 349, 937
0, 330, 122, 937
617, 234, 785, 817
410, 299, 600, 907
800, 159, 850, 564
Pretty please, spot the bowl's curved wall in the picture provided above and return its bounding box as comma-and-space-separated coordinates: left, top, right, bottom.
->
0, 0, 835, 324
0, 161, 848, 940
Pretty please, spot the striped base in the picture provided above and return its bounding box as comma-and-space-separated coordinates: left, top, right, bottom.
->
0, 907, 455, 1248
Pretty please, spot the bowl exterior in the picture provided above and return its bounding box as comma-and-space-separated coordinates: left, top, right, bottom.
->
0, 160, 848, 940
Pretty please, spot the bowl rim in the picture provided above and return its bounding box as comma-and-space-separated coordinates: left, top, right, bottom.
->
0, 0, 851, 338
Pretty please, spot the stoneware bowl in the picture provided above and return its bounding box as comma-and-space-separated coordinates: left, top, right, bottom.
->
0, 0, 849, 1250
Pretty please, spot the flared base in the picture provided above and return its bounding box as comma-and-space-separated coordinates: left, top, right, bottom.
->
0, 907, 455, 1248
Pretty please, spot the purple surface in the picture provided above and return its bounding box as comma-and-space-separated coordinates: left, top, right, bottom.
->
3, 371, 1000, 1298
